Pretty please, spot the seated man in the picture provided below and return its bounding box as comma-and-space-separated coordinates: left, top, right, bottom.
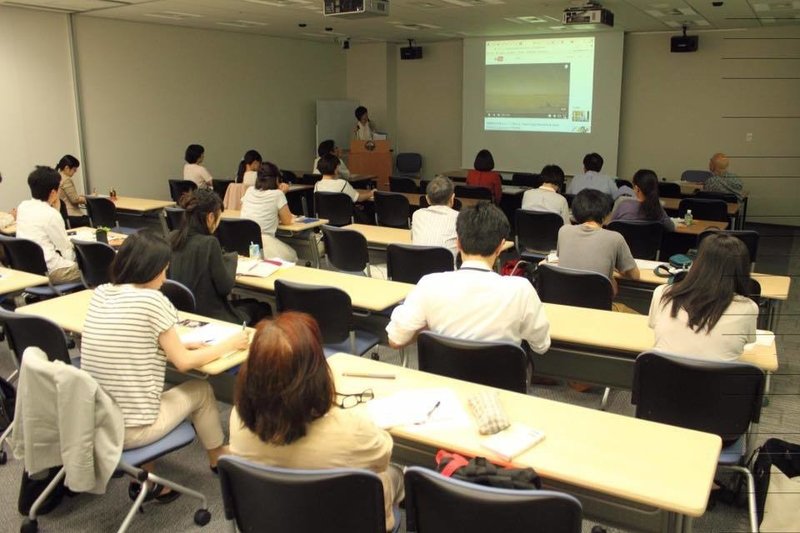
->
521, 165, 570, 225
411, 175, 458, 256
704, 152, 744, 200
566, 152, 620, 200
387, 202, 551, 355
15, 166, 81, 284
312, 139, 350, 178
556, 188, 640, 305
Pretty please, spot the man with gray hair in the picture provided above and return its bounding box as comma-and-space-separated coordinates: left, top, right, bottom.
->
704, 152, 744, 200
411, 175, 459, 256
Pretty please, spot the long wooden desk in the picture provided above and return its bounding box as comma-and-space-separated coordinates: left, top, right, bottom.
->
343, 223, 514, 252
15, 289, 249, 375
87, 195, 175, 233
330, 353, 720, 533
390, 192, 482, 209
235, 264, 413, 312
672, 218, 728, 235
0, 267, 49, 296
662, 196, 738, 217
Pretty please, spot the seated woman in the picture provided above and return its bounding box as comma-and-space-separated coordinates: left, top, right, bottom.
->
230, 312, 403, 531
183, 144, 213, 189
648, 232, 758, 361
610, 169, 675, 231
240, 162, 298, 262
466, 149, 502, 204
314, 153, 373, 203
81, 230, 248, 500
56, 154, 90, 228
521, 164, 570, 225
313, 139, 350, 178
237, 149, 262, 186
169, 189, 269, 325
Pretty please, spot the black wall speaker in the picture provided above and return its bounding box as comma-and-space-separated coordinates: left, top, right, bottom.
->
400, 46, 423, 60
671, 35, 698, 53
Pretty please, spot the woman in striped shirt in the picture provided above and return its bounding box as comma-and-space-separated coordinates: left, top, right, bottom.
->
81, 230, 249, 501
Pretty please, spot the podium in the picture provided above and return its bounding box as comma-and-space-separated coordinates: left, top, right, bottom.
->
348, 140, 392, 190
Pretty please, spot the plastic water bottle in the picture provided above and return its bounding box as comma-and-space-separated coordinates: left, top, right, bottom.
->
684, 209, 693, 226
248, 241, 261, 259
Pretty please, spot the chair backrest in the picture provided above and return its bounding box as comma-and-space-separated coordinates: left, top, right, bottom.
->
606, 221, 664, 260
694, 190, 740, 204
677, 198, 729, 222
417, 331, 528, 393
321, 225, 369, 274
72, 239, 116, 288
211, 179, 233, 200
657, 181, 682, 198
59, 198, 70, 228
274, 279, 353, 344
280, 170, 298, 184
511, 172, 539, 188
314, 192, 354, 227
515, 210, 563, 255
419, 179, 431, 195
563, 193, 575, 208
536, 264, 613, 311
454, 184, 493, 201
395, 152, 422, 175
168, 179, 198, 202
85, 197, 118, 228
160, 279, 196, 312
374, 191, 410, 229
164, 207, 186, 232
632, 351, 764, 443
615, 179, 633, 189
386, 244, 454, 284
389, 176, 419, 193
299, 173, 322, 186
404, 466, 582, 533
218, 456, 386, 533
0, 308, 72, 365
697, 229, 759, 265
681, 170, 713, 183
0, 235, 49, 275
216, 218, 263, 256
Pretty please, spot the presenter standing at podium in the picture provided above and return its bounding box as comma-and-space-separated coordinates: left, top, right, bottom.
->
353, 106, 375, 141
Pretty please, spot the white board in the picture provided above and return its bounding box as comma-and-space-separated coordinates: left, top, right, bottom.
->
316, 99, 359, 152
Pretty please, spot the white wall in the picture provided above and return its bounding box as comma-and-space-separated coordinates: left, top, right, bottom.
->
73, 17, 348, 200
0, 6, 82, 210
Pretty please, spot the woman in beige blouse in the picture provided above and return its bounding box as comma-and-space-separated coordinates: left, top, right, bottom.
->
56, 154, 89, 227
229, 312, 404, 531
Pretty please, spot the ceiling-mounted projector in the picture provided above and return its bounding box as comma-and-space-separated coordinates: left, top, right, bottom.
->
324, 0, 389, 18
562, 3, 614, 27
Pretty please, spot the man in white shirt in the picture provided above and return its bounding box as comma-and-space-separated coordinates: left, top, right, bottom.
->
387, 203, 551, 355
411, 175, 458, 256
15, 166, 81, 284
312, 139, 351, 178
566, 152, 620, 200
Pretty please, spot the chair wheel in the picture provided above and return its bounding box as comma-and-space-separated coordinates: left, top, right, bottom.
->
194, 509, 211, 526
20, 518, 38, 533
0, 450, 7, 465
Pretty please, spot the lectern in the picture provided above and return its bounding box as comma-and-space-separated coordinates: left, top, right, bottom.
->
349, 140, 391, 190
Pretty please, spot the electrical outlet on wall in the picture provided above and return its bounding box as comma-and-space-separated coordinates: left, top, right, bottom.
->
746, 132, 753, 142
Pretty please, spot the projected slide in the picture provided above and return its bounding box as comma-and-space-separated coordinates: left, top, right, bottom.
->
484, 37, 595, 134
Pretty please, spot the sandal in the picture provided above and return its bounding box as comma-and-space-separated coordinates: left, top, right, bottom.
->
128, 481, 181, 504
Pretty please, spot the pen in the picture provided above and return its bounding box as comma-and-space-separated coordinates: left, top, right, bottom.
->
426, 401, 441, 419
247, 261, 259, 272
242, 321, 246, 332
342, 372, 396, 380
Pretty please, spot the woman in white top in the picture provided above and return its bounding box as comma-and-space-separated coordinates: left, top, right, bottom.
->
353, 105, 375, 141
240, 162, 298, 262
521, 164, 570, 225
81, 230, 248, 501
648, 232, 758, 361
183, 144, 213, 189
313, 154, 373, 203
313, 139, 350, 178
236, 149, 262, 186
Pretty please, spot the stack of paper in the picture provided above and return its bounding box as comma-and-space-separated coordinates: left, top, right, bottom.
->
365, 388, 471, 430
236, 259, 280, 278
635, 259, 667, 271
480, 424, 545, 461
179, 323, 241, 346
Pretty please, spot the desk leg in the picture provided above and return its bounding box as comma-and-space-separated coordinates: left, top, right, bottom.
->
308, 231, 321, 268
157, 209, 169, 235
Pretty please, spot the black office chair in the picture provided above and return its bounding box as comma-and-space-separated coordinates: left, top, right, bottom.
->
420, 196, 462, 210
417, 331, 528, 393
677, 198, 729, 223
632, 351, 765, 533
164, 207, 186, 232
0, 235, 83, 298
697, 229, 759, 265
606, 221, 664, 260
321, 225, 370, 275
299, 173, 321, 186
374, 191, 410, 229
160, 279, 196, 312
536, 264, 613, 311
72, 240, 116, 288
168, 179, 198, 203
404, 466, 582, 533
274, 279, 380, 357
563, 193, 575, 208
455, 184, 493, 202
85, 197, 138, 234
657, 182, 682, 199
615, 179, 633, 189
280, 170, 298, 184
216, 218, 263, 256
681, 170, 712, 183
515, 210, 563, 261
212, 179, 233, 201
218, 456, 391, 533
395, 152, 422, 177
694, 190, 740, 204
386, 244, 454, 284
389, 176, 419, 193
314, 192, 354, 227
511, 173, 539, 188
419, 179, 431, 195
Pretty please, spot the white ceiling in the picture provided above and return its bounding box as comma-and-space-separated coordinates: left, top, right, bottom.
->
1, 0, 798, 43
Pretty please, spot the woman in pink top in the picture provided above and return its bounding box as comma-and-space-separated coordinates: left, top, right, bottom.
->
466, 149, 502, 204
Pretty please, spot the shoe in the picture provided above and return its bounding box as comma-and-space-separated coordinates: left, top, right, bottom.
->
128, 482, 181, 504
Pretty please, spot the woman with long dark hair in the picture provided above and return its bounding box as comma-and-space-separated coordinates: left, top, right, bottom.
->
236, 149, 262, 186
240, 162, 298, 262
648, 232, 758, 360
610, 169, 674, 230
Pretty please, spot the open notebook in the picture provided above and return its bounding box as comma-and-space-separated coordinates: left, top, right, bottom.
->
236, 259, 281, 278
